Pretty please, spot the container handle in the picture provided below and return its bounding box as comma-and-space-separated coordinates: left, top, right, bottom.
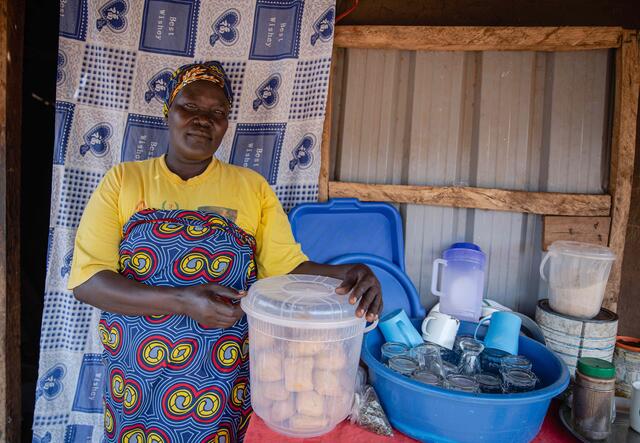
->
364, 319, 379, 333
473, 315, 492, 341
431, 259, 447, 297
539, 251, 553, 282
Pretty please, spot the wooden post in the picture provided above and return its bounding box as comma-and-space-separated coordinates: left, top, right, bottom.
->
0, 0, 23, 441
605, 30, 640, 312
318, 48, 338, 202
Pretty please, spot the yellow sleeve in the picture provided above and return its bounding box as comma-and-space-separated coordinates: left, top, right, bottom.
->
255, 181, 308, 278
67, 165, 123, 289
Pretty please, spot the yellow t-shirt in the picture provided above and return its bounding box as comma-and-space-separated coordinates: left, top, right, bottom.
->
68, 155, 308, 289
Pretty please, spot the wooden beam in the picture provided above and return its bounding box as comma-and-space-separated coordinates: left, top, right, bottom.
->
334, 26, 624, 51
329, 181, 611, 216
318, 48, 338, 202
542, 216, 611, 250
0, 0, 23, 441
605, 30, 640, 312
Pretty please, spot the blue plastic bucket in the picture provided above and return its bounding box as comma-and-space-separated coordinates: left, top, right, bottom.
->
362, 320, 570, 443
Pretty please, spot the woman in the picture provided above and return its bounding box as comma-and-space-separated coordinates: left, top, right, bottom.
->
68, 61, 382, 443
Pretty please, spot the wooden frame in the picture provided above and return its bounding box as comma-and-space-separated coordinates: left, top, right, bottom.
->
319, 26, 640, 312
0, 0, 23, 441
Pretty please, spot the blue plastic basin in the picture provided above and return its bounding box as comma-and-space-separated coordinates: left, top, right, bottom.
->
362, 320, 570, 443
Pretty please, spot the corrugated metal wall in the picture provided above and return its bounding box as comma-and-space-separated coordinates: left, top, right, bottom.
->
330, 48, 612, 316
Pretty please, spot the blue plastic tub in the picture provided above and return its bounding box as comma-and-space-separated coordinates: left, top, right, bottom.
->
362, 320, 570, 443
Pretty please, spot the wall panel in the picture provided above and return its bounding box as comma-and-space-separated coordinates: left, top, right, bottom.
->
331, 49, 611, 315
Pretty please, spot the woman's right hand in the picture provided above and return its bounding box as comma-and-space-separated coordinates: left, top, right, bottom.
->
180, 283, 247, 328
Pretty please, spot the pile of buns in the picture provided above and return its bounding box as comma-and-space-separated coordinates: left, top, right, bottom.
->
250, 329, 356, 432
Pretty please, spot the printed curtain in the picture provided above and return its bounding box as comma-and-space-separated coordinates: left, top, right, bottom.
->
34, 1, 335, 441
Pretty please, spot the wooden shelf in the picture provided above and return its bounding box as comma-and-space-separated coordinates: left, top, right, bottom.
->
329, 181, 611, 216
334, 26, 624, 51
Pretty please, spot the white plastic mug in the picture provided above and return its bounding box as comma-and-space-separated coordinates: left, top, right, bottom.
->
421, 312, 460, 350
631, 381, 640, 433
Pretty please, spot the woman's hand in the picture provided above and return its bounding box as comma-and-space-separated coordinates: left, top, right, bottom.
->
180, 283, 247, 328
290, 261, 383, 321
335, 264, 383, 322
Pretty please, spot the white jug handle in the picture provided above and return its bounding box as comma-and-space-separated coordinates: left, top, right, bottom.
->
474, 315, 492, 340
364, 319, 379, 333
431, 259, 447, 297
539, 251, 553, 282
421, 316, 435, 336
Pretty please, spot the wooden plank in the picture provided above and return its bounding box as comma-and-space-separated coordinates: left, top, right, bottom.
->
605, 30, 640, 312
318, 48, 339, 202
0, 0, 23, 441
334, 26, 624, 51
542, 216, 611, 250
329, 181, 611, 216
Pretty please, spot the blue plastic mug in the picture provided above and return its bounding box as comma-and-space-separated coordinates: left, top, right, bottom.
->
474, 311, 522, 355
379, 308, 424, 348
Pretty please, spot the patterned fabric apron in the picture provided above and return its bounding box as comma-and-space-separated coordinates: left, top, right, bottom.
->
99, 209, 257, 443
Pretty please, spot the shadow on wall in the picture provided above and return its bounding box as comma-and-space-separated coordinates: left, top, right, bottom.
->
21, 0, 57, 439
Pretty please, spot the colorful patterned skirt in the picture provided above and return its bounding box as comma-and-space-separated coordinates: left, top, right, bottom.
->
99, 209, 257, 443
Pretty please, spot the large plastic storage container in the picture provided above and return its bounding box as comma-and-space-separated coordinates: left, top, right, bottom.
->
362, 320, 570, 443
539, 241, 615, 319
242, 275, 366, 438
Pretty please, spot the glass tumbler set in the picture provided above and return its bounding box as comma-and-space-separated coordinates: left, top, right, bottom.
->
382, 338, 538, 394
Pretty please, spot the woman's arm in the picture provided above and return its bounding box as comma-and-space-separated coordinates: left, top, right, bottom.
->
290, 261, 383, 321
74, 270, 246, 328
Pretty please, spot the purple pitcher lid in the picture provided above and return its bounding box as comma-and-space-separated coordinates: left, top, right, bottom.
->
443, 242, 486, 265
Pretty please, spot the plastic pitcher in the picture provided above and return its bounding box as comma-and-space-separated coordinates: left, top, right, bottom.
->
540, 241, 615, 319
431, 243, 486, 322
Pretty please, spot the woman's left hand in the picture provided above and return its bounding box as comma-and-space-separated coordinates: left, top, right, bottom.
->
290, 261, 383, 321
335, 264, 382, 322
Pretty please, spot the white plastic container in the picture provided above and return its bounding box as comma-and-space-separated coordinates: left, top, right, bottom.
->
242, 275, 368, 438
539, 241, 615, 319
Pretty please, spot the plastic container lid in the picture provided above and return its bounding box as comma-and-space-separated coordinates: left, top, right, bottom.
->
443, 242, 486, 266
242, 274, 362, 329
577, 357, 616, 379
616, 336, 640, 353
548, 241, 616, 261
451, 242, 482, 251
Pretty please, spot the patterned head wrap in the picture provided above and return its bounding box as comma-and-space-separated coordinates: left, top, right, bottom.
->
162, 61, 233, 118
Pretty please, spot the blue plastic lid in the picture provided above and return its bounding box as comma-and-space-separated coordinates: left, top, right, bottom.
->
443, 242, 486, 266
288, 198, 406, 271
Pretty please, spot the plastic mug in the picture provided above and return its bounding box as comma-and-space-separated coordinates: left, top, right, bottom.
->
379, 308, 424, 348
421, 311, 460, 350
474, 311, 522, 355
631, 381, 640, 433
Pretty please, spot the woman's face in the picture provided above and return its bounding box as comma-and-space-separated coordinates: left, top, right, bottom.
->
167, 80, 230, 161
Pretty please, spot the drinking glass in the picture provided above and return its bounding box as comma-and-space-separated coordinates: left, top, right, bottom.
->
440, 346, 460, 365
412, 369, 444, 387
411, 343, 444, 376
479, 347, 510, 374
441, 361, 458, 377
388, 356, 420, 377
445, 374, 480, 393
500, 355, 532, 374
502, 369, 538, 393
476, 373, 503, 393
381, 342, 410, 364
457, 337, 485, 376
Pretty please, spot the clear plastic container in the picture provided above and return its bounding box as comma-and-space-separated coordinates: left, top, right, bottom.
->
242, 275, 367, 438
540, 241, 615, 319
